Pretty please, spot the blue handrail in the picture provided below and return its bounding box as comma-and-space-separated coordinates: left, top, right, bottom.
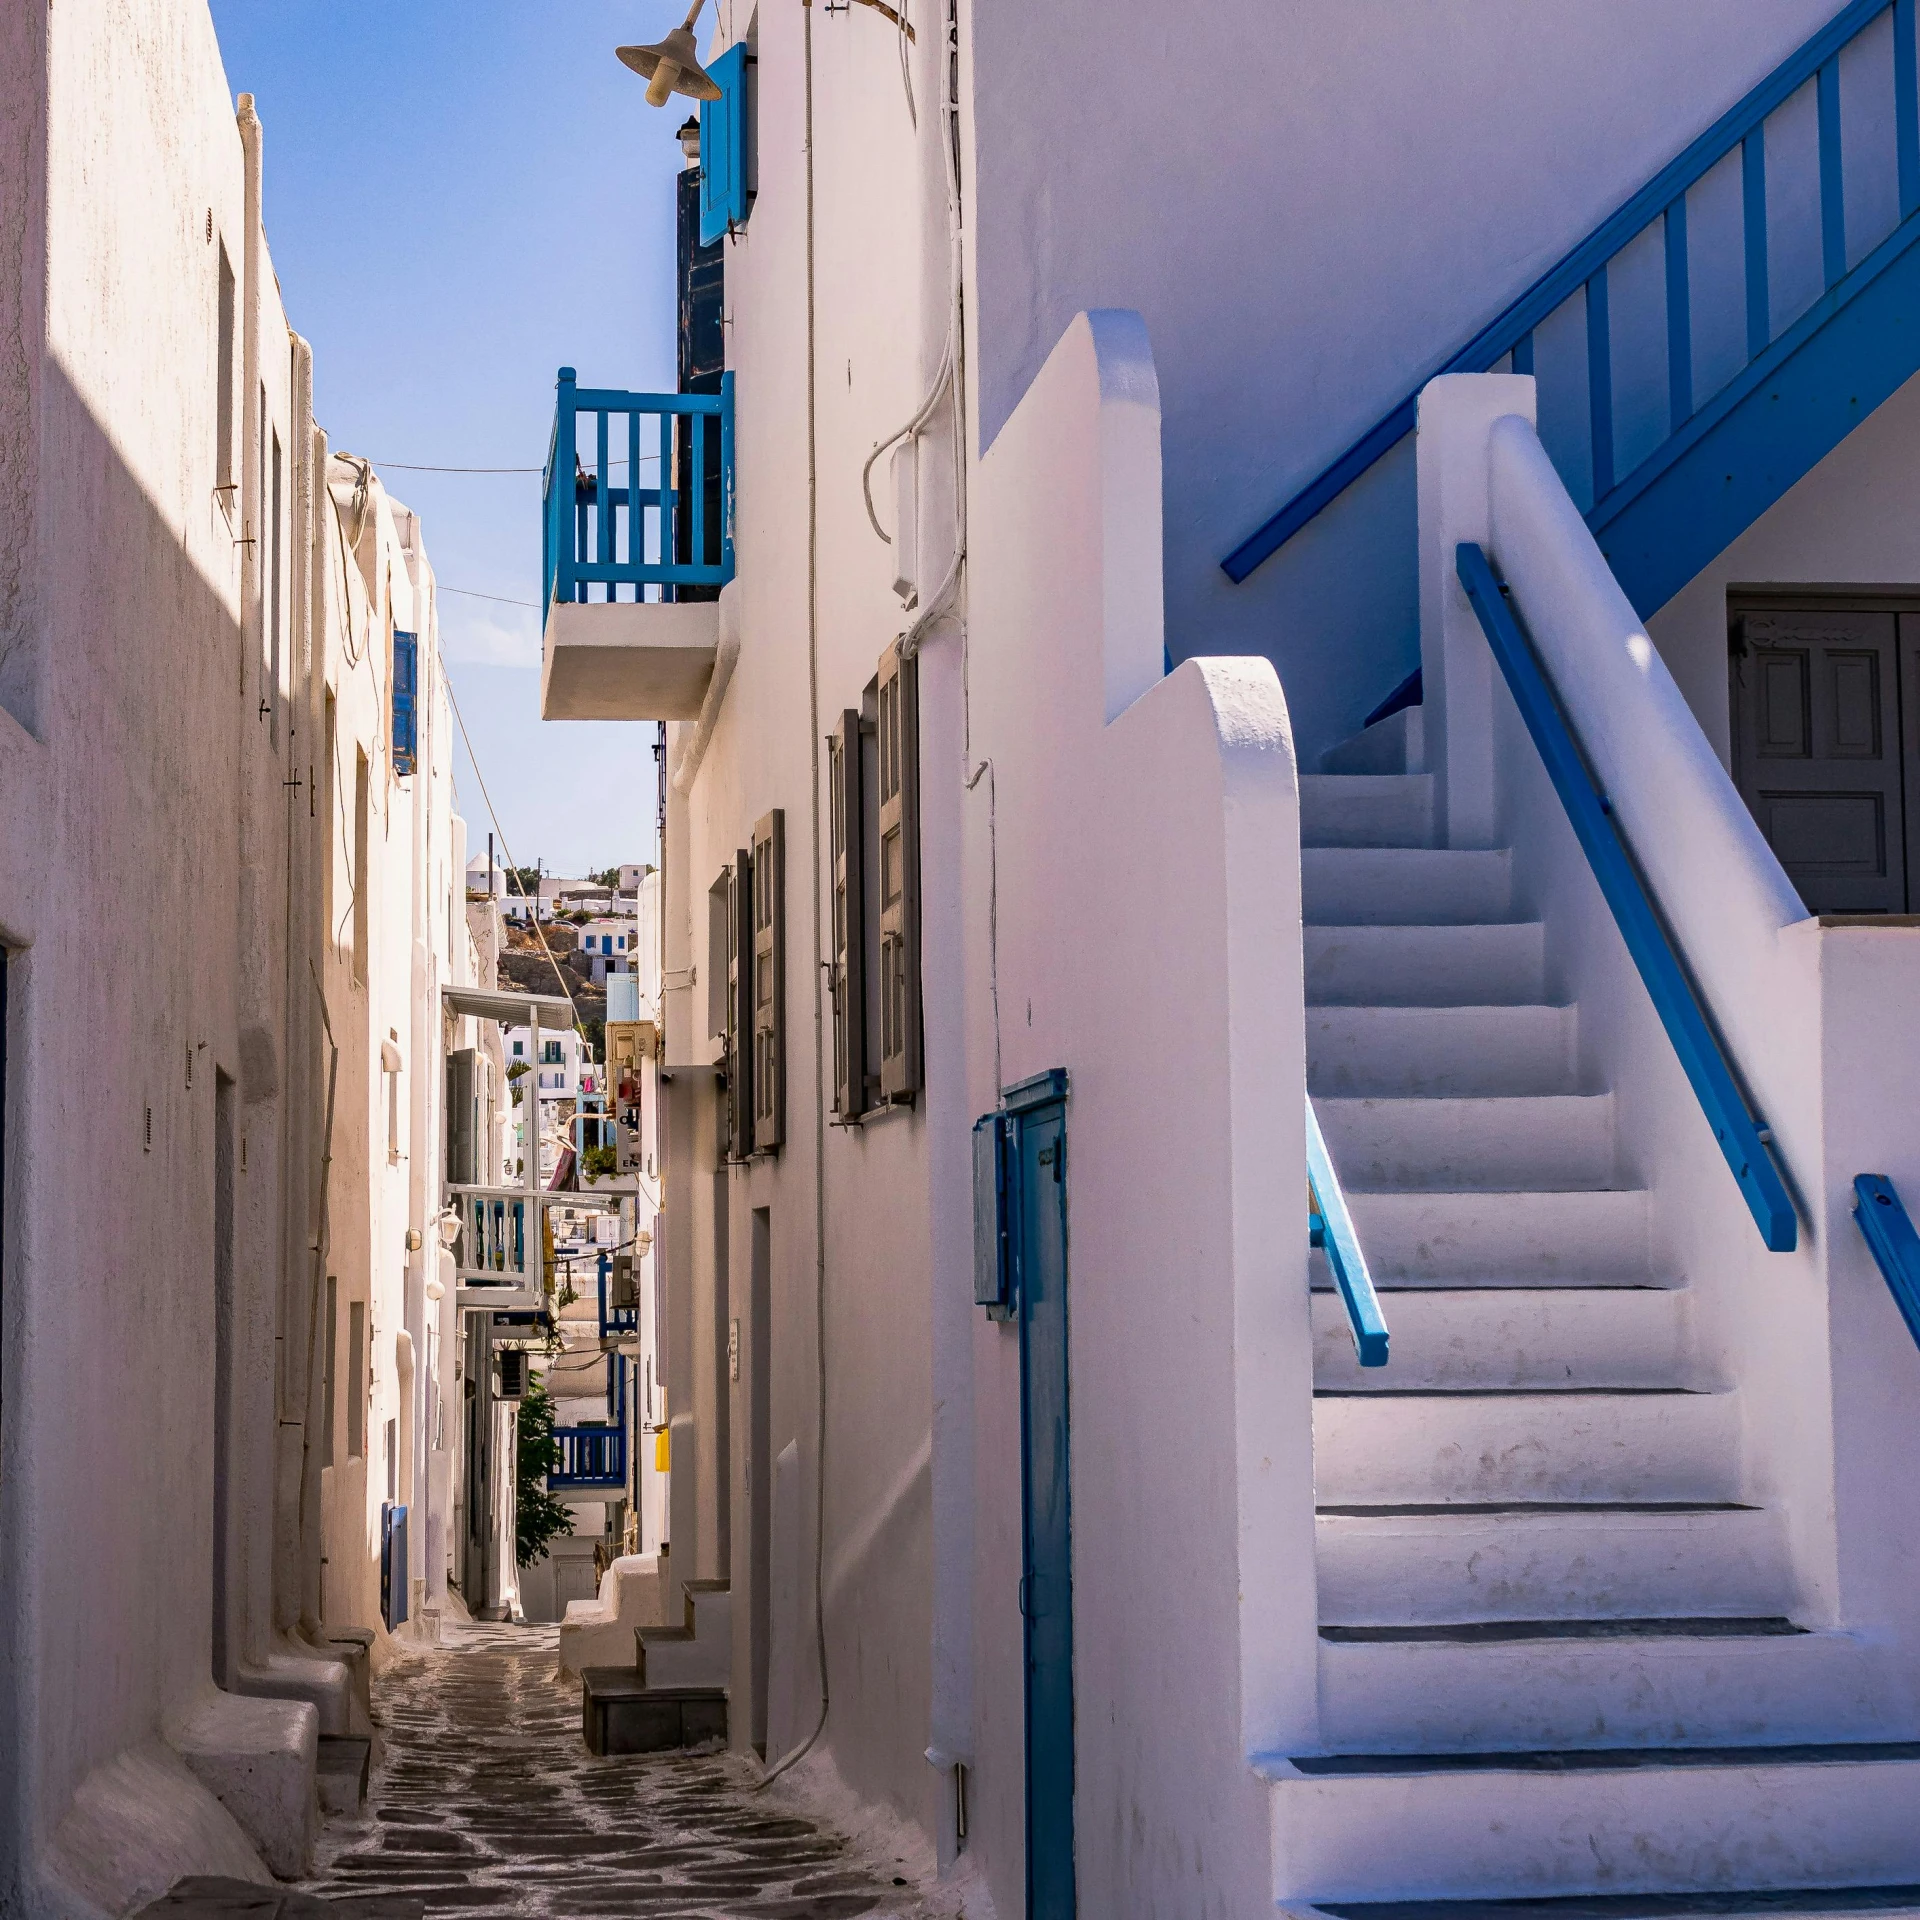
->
1853, 1174, 1920, 1348
1224, 0, 1916, 585
1456, 542, 1796, 1252
543, 368, 735, 612
1306, 1095, 1389, 1368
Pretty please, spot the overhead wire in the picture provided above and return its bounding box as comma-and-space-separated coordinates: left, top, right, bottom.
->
441, 667, 589, 1044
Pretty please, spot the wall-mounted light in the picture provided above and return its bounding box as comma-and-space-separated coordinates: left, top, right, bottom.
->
617, 1, 723, 108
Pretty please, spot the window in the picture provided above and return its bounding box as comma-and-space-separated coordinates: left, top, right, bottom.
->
347, 1300, 366, 1459
269, 425, 283, 744
752, 810, 785, 1150
513, 1040, 524, 1058
828, 709, 866, 1117
721, 848, 753, 1160
352, 748, 370, 984
215, 244, 235, 500
392, 630, 418, 775
322, 691, 337, 934
876, 641, 923, 1101
323, 1276, 338, 1468
698, 43, 754, 245
542, 1040, 563, 1065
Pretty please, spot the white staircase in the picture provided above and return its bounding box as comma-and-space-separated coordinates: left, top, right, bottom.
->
1272, 759, 1920, 1910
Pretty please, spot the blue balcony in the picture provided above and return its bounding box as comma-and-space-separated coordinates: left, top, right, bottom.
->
548, 1424, 627, 1492
550, 1350, 630, 1492
540, 370, 734, 725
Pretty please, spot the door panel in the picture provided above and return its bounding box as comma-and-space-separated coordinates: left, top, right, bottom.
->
1731, 607, 1907, 912
1017, 1100, 1074, 1920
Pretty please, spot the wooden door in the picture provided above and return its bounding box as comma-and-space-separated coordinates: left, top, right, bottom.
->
1730, 605, 1913, 913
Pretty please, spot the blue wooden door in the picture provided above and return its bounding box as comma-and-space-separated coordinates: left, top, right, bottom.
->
1017, 1093, 1074, 1917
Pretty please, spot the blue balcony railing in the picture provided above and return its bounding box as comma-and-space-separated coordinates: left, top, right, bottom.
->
543, 369, 734, 611
549, 1424, 627, 1491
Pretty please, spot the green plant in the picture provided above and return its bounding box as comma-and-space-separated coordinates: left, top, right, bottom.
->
506, 1060, 530, 1081
514, 1376, 575, 1568
582, 1144, 618, 1180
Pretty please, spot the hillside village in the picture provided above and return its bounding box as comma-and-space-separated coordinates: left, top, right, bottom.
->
23, 2, 1920, 1919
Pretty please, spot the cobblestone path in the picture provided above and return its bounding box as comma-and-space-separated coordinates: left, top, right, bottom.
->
303, 1622, 924, 1920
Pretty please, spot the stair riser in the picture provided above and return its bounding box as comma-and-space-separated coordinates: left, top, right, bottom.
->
1316, 1507, 1793, 1626
1317, 707, 1422, 777
1348, 1190, 1657, 1286
1303, 848, 1513, 925
1318, 1095, 1615, 1192
1309, 1004, 1576, 1099
1311, 1287, 1690, 1391
1300, 775, 1435, 849
1306, 925, 1545, 1007
1268, 1750, 1920, 1902
1313, 1393, 1739, 1506
1314, 1634, 1906, 1756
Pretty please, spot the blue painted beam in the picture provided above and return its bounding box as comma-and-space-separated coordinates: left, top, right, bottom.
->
1221, 0, 1894, 584
1853, 1174, 1920, 1349
1593, 208, 1920, 617
1456, 542, 1797, 1252
1306, 1095, 1390, 1368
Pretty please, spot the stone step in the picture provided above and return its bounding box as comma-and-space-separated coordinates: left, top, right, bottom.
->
1303, 847, 1514, 926
1264, 1740, 1920, 1904
581, 1669, 727, 1755
315, 1734, 370, 1816
1311, 1627, 1909, 1756
1301, 775, 1437, 849
1306, 924, 1546, 1008
1312, 1389, 1738, 1507
1309, 1286, 1691, 1392
1308, 1003, 1578, 1099
1315, 1503, 1792, 1627
1344, 1189, 1659, 1287
1318, 1094, 1616, 1193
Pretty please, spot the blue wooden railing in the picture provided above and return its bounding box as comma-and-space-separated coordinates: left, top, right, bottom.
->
543, 368, 734, 612
1457, 542, 1797, 1252
551, 1351, 630, 1491
1306, 1095, 1390, 1368
1853, 1174, 1920, 1347
549, 1423, 627, 1491
1226, 0, 1920, 617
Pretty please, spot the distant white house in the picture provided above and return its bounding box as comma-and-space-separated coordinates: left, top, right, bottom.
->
507, 1022, 584, 1102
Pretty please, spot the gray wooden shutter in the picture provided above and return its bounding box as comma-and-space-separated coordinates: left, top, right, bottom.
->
723, 851, 754, 1159
751, 810, 785, 1150
877, 640, 923, 1103
829, 711, 866, 1119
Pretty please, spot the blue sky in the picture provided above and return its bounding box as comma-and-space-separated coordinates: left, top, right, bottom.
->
206, 0, 692, 878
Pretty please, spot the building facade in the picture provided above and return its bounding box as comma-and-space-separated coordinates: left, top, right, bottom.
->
540, 0, 1920, 1913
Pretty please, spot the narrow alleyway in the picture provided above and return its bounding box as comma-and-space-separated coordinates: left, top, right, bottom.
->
302, 1624, 927, 1920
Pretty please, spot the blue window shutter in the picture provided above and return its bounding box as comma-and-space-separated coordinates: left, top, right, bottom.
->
699, 45, 751, 246
392, 630, 418, 775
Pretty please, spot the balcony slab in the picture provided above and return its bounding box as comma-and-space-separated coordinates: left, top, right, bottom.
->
541, 600, 718, 720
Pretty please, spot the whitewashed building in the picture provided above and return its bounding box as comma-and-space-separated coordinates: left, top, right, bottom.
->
537, 0, 1920, 1912
0, 3, 491, 1908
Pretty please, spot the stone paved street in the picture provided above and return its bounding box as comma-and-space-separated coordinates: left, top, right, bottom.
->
303, 1623, 930, 1920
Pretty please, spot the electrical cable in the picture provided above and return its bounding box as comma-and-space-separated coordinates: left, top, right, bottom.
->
441, 586, 540, 609
758, 0, 833, 1796
441, 669, 588, 1043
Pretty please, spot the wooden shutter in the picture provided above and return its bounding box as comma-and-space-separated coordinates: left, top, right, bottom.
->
877, 640, 923, 1102
751, 810, 785, 1150
722, 852, 753, 1160
829, 711, 866, 1119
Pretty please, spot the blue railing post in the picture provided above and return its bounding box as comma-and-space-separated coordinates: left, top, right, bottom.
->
1456, 541, 1798, 1252
554, 368, 577, 607
1853, 1174, 1920, 1349
720, 371, 736, 579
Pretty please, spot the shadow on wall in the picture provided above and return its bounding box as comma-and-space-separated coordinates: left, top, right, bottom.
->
11, 357, 305, 1913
